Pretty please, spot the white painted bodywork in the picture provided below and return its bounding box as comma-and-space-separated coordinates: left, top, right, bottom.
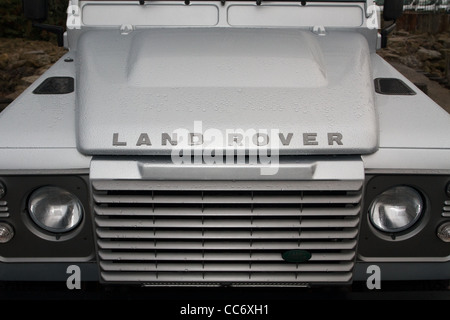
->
0, 0, 448, 172
76, 28, 378, 155
0, 1, 449, 284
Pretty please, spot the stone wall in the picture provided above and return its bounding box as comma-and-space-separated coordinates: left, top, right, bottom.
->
380, 12, 450, 90
0, 37, 67, 111
396, 12, 450, 34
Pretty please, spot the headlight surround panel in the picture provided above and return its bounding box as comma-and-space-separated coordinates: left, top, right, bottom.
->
359, 175, 450, 260
0, 175, 95, 261
0, 174, 448, 262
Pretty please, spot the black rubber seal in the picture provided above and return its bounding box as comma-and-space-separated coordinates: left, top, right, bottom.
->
374, 78, 416, 95
33, 77, 74, 95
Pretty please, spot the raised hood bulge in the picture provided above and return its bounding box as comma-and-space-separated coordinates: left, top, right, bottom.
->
76, 28, 377, 155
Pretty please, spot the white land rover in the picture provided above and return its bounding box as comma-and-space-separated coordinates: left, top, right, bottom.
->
0, 0, 449, 287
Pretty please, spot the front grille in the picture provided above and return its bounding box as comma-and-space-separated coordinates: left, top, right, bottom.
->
92, 180, 362, 286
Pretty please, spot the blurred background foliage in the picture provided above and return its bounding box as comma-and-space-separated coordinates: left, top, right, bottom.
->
0, 0, 68, 39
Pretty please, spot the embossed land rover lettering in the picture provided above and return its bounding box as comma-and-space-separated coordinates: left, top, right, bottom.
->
112, 132, 344, 147
0, 0, 449, 288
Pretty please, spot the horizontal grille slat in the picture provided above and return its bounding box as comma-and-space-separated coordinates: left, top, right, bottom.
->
98, 251, 356, 262
94, 206, 360, 217
92, 177, 362, 286
100, 272, 353, 283
95, 217, 360, 229
99, 261, 354, 272
93, 193, 362, 205
97, 239, 357, 250
96, 229, 358, 240
92, 180, 363, 192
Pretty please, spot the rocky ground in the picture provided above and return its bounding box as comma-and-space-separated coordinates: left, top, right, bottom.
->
379, 30, 450, 113
0, 33, 449, 113
0, 37, 67, 109
379, 31, 450, 84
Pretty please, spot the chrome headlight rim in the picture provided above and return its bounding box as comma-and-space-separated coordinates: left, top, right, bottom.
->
368, 185, 425, 235
28, 185, 84, 234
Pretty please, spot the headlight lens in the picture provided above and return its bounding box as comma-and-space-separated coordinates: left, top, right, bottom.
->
369, 186, 423, 233
0, 223, 14, 243
437, 222, 450, 243
28, 186, 83, 233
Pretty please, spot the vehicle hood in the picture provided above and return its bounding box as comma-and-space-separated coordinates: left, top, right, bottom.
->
76, 28, 377, 155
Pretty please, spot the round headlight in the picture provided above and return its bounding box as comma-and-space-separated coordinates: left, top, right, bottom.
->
0, 223, 14, 243
437, 222, 450, 243
369, 186, 423, 233
28, 186, 83, 233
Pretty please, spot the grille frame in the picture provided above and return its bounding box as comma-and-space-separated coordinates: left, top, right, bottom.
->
90, 157, 364, 286
92, 183, 363, 286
